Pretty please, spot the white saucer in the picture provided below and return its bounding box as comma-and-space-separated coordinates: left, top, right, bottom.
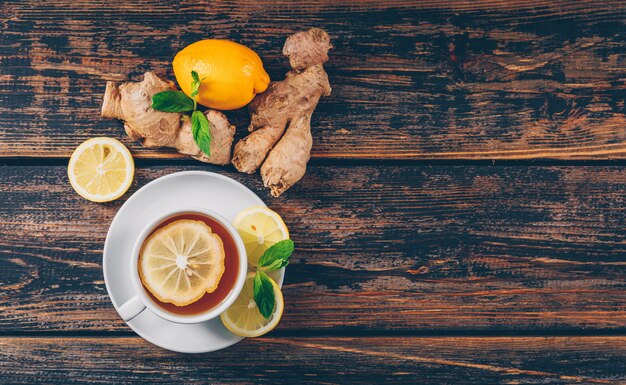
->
103, 171, 284, 353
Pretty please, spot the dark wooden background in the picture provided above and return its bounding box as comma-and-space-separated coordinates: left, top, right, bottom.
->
1, 1, 625, 384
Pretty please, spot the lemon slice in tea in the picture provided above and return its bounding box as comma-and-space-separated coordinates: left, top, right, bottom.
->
232, 206, 289, 267
67, 137, 134, 202
220, 272, 284, 337
139, 220, 226, 306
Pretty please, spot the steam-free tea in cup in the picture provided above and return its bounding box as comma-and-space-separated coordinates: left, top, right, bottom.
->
138, 213, 240, 316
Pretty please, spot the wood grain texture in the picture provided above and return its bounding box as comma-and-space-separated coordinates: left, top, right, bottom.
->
1, 165, 624, 332
1, 1, 626, 159
0, 336, 624, 384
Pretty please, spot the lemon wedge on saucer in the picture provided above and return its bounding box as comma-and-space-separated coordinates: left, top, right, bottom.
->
67, 137, 134, 202
139, 220, 225, 306
232, 206, 289, 267
221, 272, 283, 337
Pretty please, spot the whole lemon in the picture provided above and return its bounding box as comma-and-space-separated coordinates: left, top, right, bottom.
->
173, 40, 270, 110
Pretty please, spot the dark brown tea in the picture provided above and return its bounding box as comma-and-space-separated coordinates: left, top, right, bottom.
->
140, 213, 240, 316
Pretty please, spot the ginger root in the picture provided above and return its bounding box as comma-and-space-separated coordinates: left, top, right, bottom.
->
101, 72, 235, 165
232, 28, 331, 197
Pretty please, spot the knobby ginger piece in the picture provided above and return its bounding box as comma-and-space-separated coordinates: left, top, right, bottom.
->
230, 79, 291, 173
232, 28, 331, 196
101, 72, 235, 165
283, 27, 331, 71
261, 66, 330, 196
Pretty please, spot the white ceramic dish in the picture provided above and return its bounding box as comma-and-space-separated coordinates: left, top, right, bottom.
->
103, 171, 284, 353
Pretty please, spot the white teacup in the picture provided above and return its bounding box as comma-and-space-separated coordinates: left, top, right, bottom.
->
118, 207, 248, 324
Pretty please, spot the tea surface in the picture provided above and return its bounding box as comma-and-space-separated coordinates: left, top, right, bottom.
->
141, 213, 240, 315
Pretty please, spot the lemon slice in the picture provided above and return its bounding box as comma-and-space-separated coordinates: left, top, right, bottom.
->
67, 137, 134, 202
221, 272, 283, 337
232, 206, 289, 267
139, 220, 225, 306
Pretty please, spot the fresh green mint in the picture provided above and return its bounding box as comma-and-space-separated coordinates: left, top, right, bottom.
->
253, 271, 275, 319
191, 110, 211, 157
258, 239, 295, 272
150, 90, 194, 112
252, 239, 294, 319
151, 70, 211, 156
190, 70, 204, 100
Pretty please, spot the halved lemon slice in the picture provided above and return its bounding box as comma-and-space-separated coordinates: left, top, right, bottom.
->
139, 220, 225, 306
221, 272, 284, 337
67, 137, 134, 202
232, 206, 289, 267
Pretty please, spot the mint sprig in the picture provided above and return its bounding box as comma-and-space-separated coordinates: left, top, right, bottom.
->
190, 70, 204, 99
251, 239, 294, 319
258, 239, 295, 272
191, 110, 211, 156
253, 271, 275, 319
151, 90, 194, 112
151, 70, 211, 156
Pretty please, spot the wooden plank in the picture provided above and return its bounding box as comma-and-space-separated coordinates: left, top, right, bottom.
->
1, 1, 626, 159
0, 165, 624, 332
0, 336, 624, 384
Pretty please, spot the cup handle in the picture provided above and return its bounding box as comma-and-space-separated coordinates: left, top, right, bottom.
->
118, 295, 146, 321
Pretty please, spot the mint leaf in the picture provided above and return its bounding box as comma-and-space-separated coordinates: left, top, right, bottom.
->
258, 239, 294, 272
151, 90, 194, 112
190, 70, 201, 98
191, 110, 212, 156
253, 271, 275, 319
191, 70, 200, 84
